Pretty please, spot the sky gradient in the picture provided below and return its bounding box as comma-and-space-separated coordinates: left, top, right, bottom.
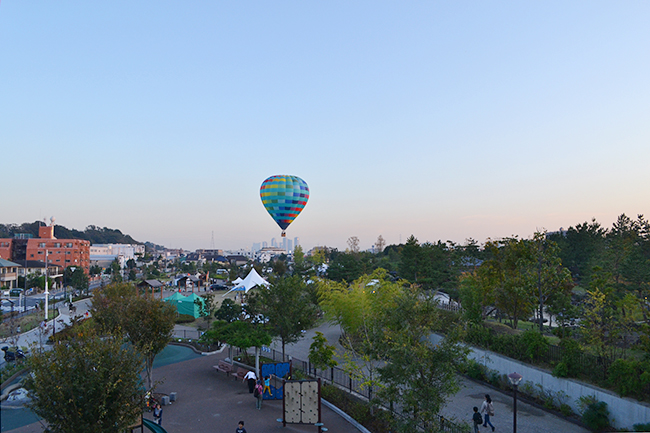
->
1, 1, 649, 252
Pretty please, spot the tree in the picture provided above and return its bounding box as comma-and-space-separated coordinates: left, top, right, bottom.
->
319, 269, 402, 405
309, 331, 338, 371
110, 258, 122, 283
292, 245, 314, 280
91, 283, 177, 390
374, 235, 386, 254
398, 235, 421, 282
378, 287, 468, 432
195, 292, 217, 329
347, 236, 360, 254
247, 275, 317, 359
68, 267, 89, 295
214, 298, 242, 322
201, 319, 271, 376
25, 331, 143, 433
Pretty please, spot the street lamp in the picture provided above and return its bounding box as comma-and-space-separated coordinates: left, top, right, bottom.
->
508, 372, 523, 433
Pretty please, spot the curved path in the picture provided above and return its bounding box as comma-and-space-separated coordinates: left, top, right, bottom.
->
277, 322, 588, 433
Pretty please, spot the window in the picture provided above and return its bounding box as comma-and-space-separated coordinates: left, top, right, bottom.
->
30, 254, 34, 258
38, 251, 43, 255
66, 243, 73, 248
39, 243, 46, 248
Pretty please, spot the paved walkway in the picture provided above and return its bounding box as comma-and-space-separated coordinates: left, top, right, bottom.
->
277, 323, 588, 433
4, 349, 360, 433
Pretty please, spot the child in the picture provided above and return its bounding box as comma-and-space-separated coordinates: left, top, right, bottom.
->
472, 406, 483, 433
254, 380, 264, 410
236, 420, 247, 433
263, 375, 271, 396
153, 403, 163, 426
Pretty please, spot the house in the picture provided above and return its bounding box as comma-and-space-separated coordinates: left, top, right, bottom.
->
0, 258, 20, 289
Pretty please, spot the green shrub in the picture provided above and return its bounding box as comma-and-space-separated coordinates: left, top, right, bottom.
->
581, 402, 610, 432
559, 403, 574, 417
175, 314, 195, 324
464, 360, 486, 381
634, 422, 650, 432
553, 361, 569, 378
559, 338, 582, 378
521, 330, 549, 362
608, 358, 639, 397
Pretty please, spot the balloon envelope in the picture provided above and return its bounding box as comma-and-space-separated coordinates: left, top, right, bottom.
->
260, 175, 309, 232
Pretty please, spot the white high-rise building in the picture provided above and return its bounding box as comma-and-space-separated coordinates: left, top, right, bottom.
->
271, 238, 277, 247
294, 237, 300, 248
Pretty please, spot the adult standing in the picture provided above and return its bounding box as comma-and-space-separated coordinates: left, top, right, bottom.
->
481, 394, 495, 432
243, 370, 257, 393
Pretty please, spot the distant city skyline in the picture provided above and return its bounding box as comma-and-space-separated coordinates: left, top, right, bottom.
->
2, 2, 648, 252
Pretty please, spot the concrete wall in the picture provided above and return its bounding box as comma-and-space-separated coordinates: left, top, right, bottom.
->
470, 346, 650, 429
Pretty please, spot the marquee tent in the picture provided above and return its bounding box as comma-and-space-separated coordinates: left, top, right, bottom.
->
224, 268, 270, 295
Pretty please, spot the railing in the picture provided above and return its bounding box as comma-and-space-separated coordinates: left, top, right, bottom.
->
172, 329, 203, 340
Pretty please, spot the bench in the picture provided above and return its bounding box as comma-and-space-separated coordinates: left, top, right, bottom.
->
213, 361, 233, 375
232, 367, 249, 381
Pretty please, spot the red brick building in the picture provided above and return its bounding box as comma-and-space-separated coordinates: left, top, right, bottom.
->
0, 225, 90, 273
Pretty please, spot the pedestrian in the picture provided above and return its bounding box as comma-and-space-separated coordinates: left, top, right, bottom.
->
254, 380, 264, 410
153, 403, 163, 426
481, 394, 495, 432
236, 420, 247, 433
243, 370, 257, 393
472, 406, 483, 433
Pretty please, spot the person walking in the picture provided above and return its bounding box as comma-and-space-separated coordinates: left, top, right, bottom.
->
236, 420, 247, 433
472, 406, 483, 433
481, 394, 495, 432
254, 380, 264, 410
243, 370, 257, 393
153, 403, 163, 426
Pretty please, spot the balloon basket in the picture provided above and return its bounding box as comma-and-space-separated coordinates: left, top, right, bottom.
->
281, 231, 286, 238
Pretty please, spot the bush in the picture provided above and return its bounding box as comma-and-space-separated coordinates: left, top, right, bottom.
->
521, 330, 549, 362
581, 401, 610, 432
558, 338, 582, 378
608, 359, 650, 399
553, 361, 569, 378
175, 314, 195, 324
464, 360, 486, 381
634, 422, 650, 432
559, 403, 574, 417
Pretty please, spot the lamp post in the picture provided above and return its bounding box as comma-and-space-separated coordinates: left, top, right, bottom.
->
44, 250, 49, 322
508, 372, 523, 433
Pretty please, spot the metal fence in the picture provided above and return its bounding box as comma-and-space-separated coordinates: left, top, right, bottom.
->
172, 329, 203, 340
255, 346, 470, 433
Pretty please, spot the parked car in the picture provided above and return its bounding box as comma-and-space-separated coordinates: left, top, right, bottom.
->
9, 288, 24, 297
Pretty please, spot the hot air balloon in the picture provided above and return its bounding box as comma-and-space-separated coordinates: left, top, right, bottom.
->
260, 175, 309, 237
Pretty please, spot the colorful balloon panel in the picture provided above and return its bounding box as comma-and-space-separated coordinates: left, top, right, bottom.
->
260, 175, 309, 231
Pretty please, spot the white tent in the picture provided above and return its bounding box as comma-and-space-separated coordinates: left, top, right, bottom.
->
224, 268, 270, 295
232, 277, 244, 285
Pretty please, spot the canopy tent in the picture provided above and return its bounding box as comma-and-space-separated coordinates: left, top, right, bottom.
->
232, 277, 244, 285
164, 292, 204, 318
224, 268, 270, 296
164, 292, 187, 302
177, 293, 205, 318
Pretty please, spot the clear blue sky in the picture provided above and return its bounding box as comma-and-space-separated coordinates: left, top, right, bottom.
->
2, 1, 649, 252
